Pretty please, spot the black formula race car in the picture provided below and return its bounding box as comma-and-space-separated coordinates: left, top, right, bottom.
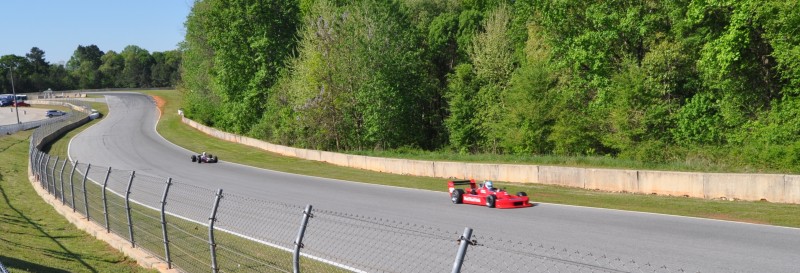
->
191, 153, 219, 163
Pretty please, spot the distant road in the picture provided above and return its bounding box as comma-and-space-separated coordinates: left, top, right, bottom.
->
68, 93, 800, 273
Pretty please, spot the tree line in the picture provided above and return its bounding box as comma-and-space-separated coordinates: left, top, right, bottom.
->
179, 0, 800, 172
1, 45, 181, 93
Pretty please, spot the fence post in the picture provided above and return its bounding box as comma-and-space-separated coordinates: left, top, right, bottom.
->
33, 150, 40, 177
208, 189, 223, 273
44, 155, 52, 191
69, 161, 78, 211
32, 151, 40, 181
160, 178, 173, 268
451, 227, 474, 273
293, 204, 313, 273
37, 151, 46, 185
102, 167, 112, 233
50, 156, 58, 194
82, 164, 91, 220
125, 171, 135, 247
59, 158, 67, 203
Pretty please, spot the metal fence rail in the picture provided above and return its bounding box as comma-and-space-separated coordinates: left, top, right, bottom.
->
27, 104, 690, 273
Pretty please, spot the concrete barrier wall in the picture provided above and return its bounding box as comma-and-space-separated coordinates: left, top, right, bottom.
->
784, 175, 800, 204
181, 117, 800, 204
584, 169, 638, 193
638, 171, 704, 198
704, 173, 785, 201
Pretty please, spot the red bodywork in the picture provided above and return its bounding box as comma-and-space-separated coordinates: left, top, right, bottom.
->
12, 101, 30, 107
447, 179, 532, 209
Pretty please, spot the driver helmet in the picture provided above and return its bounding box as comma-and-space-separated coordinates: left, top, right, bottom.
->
202, 152, 207, 157
485, 181, 493, 189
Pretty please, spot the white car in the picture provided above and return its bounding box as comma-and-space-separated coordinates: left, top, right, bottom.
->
89, 109, 102, 120
45, 110, 67, 117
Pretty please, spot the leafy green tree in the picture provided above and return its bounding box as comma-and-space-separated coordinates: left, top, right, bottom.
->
120, 45, 154, 88
470, 4, 514, 153
273, 0, 433, 150
200, 0, 300, 133
26, 47, 51, 91
99, 51, 124, 87
150, 50, 181, 87
181, 0, 220, 125
501, 24, 556, 155
444, 63, 480, 153
67, 45, 104, 89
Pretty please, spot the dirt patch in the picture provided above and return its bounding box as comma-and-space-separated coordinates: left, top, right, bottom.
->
152, 95, 166, 116
704, 213, 769, 225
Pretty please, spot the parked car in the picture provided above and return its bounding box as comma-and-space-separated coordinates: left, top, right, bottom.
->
89, 109, 102, 119
45, 110, 67, 117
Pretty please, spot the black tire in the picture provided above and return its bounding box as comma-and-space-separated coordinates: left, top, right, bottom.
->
486, 195, 496, 208
517, 192, 527, 197
212, 156, 218, 163
451, 189, 464, 204
191, 155, 197, 162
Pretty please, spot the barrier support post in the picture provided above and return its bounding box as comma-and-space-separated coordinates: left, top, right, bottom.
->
125, 171, 135, 247
101, 167, 111, 233
451, 227, 474, 273
82, 164, 91, 220
69, 161, 78, 211
160, 178, 173, 268
293, 204, 313, 273
208, 189, 223, 273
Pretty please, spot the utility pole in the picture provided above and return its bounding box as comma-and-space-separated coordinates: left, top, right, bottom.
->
8, 66, 20, 124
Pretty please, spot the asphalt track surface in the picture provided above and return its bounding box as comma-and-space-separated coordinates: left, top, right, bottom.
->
68, 93, 800, 273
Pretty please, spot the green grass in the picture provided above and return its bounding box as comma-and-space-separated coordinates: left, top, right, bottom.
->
142, 90, 800, 228
0, 131, 157, 273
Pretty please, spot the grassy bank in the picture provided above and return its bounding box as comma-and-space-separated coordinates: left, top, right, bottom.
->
142, 90, 800, 228
0, 130, 156, 273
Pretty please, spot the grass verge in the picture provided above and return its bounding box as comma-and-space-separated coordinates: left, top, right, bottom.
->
0, 130, 156, 273
142, 90, 800, 228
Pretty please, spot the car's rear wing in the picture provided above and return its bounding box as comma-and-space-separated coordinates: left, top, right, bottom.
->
447, 179, 476, 193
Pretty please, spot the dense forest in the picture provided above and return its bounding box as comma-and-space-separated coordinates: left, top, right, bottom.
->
0, 45, 181, 93
191, 0, 799, 171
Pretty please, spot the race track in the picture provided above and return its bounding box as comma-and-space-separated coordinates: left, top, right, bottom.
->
68, 93, 800, 273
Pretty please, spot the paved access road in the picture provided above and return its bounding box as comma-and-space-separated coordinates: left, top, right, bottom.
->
0, 106, 49, 126
68, 93, 800, 273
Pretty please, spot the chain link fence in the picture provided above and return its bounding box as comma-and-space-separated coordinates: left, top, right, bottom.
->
26, 102, 691, 273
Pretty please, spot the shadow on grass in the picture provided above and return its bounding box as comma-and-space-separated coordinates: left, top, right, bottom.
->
0, 255, 70, 273
0, 173, 98, 273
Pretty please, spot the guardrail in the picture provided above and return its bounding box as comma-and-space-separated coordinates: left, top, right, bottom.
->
28, 102, 687, 272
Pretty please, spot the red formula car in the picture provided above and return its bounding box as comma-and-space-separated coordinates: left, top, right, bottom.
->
448, 179, 531, 208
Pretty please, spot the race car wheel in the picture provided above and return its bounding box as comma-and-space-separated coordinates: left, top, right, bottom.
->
517, 192, 527, 197
486, 195, 496, 208
212, 156, 218, 163
451, 189, 464, 204
191, 155, 197, 162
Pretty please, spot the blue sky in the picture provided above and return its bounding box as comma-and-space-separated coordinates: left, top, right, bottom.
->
1, 0, 193, 64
